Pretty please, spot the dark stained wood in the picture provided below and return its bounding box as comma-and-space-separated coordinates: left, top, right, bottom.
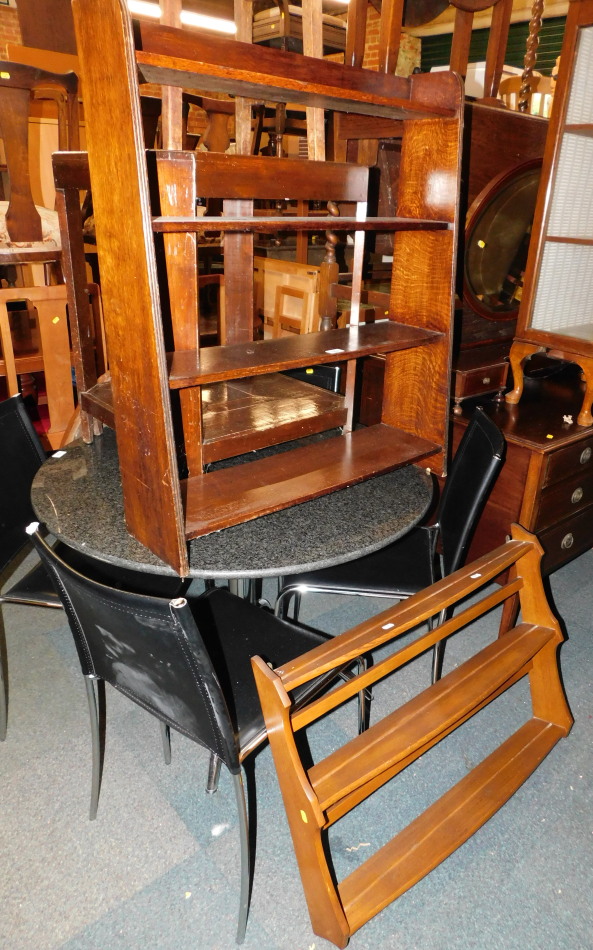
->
78, 373, 347, 464
252, 527, 572, 946
68, 0, 463, 572
136, 24, 455, 121
71, 0, 189, 575
15, 0, 78, 55
191, 150, 370, 201
450, 365, 593, 575
199, 374, 347, 463
183, 423, 439, 538
152, 215, 451, 233
168, 322, 441, 388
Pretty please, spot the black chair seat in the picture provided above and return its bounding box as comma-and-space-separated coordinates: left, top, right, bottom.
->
280, 526, 437, 599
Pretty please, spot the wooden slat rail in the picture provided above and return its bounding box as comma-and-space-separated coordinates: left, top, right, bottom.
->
152, 216, 451, 234
252, 526, 573, 948
135, 24, 455, 122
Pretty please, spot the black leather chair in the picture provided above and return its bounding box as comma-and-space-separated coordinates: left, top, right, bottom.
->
275, 407, 506, 682
0, 394, 63, 741
27, 523, 354, 945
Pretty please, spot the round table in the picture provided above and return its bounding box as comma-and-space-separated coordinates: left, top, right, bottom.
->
31, 427, 433, 581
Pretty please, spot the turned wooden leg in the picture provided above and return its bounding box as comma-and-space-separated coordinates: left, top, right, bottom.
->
575, 356, 593, 426
505, 341, 544, 405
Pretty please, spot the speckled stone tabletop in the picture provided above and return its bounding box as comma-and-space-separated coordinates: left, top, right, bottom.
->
31, 427, 433, 579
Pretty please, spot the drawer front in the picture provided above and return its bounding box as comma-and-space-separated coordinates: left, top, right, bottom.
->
534, 467, 593, 532
539, 504, 593, 574
543, 433, 593, 489
454, 362, 508, 400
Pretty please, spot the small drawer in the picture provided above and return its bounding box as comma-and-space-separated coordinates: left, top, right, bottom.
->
534, 467, 593, 532
453, 361, 508, 401
539, 503, 593, 574
542, 433, 593, 489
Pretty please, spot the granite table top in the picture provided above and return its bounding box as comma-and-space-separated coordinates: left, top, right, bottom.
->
31, 427, 434, 579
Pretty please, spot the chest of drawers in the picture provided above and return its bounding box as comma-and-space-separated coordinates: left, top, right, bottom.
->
452, 364, 593, 574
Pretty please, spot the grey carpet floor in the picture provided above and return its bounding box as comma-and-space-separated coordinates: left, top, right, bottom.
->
1, 548, 592, 950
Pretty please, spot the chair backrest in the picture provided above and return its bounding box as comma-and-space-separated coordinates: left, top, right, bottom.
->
438, 406, 505, 577
246, 1, 347, 55
28, 525, 243, 773
0, 61, 79, 244
0, 394, 46, 572
498, 74, 554, 116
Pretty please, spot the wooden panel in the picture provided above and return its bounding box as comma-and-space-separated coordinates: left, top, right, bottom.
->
542, 433, 593, 487
15, 0, 78, 55
136, 23, 455, 121
534, 467, 593, 531
152, 215, 451, 233
539, 502, 593, 573
183, 424, 439, 538
200, 374, 347, 463
71, 0, 188, 575
192, 151, 370, 202
79, 373, 347, 464
168, 322, 441, 388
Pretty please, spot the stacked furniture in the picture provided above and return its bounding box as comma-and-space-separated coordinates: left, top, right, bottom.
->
65, 0, 463, 575
0, 62, 79, 448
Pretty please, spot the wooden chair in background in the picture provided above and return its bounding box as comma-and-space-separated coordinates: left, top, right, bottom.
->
498, 74, 554, 117
253, 525, 573, 947
0, 62, 79, 448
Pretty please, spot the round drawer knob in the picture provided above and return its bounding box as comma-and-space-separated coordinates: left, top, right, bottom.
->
579, 447, 592, 465
561, 533, 574, 550
571, 487, 584, 504
482, 376, 491, 384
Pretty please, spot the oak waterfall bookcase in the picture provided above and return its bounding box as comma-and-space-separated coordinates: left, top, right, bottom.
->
67, 0, 463, 575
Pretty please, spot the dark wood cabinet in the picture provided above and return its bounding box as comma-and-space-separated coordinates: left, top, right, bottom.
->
450, 364, 593, 575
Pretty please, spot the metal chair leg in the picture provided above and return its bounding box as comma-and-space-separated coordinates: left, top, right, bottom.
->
232, 770, 250, 945
274, 586, 299, 620
431, 608, 448, 684
356, 657, 371, 733
0, 646, 6, 742
160, 721, 171, 764
0, 607, 7, 741
84, 676, 103, 821
206, 752, 222, 794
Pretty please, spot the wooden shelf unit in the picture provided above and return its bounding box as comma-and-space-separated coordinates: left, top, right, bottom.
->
253, 528, 572, 946
507, 0, 593, 427
65, 0, 464, 575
